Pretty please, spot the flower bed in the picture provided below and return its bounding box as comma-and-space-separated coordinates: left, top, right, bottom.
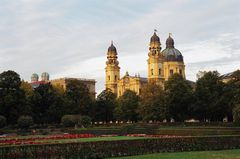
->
0, 133, 187, 146
0, 134, 96, 146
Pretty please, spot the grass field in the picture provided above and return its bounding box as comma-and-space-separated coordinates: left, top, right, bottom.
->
109, 149, 240, 159
37, 136, 153, 143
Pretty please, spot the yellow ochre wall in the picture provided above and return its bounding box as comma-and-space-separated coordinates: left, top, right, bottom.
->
163, 61, 185, 80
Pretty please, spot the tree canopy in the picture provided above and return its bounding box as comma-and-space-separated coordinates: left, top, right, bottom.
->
193, 71, 226, 121
139, 83, 166, 122
95, 89, 117, 122
115, 90, 140, 122
165, 74, 194, 122
0, 71, 28, 124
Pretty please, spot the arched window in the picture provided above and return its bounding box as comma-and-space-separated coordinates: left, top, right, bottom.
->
159, 69, 161, 75
151, 69, 154, 75
170, 69, 174, 76
179, 69, 182, 75
115, 75, 117, 81
108, 76, 110, 81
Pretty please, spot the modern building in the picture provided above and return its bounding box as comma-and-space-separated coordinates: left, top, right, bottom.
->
105, 31, 186, 97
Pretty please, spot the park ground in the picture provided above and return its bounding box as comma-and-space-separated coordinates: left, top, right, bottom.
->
1, 124, 240, 158
109, 149, 240, 159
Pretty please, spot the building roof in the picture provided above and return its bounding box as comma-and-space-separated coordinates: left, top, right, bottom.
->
150, 32, 160, 43
221, 71, 235, 79
220, 70, 240, 79
166, 35, 174, 48
107, 42, 117, 53
139, 77, 148, 82
50, 77, 96, 83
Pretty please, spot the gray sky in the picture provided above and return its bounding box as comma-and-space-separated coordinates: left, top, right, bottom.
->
0, 0, 240, 94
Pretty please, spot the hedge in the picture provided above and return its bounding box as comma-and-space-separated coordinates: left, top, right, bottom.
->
68, 124, 240, 136
1, 136, 240, 159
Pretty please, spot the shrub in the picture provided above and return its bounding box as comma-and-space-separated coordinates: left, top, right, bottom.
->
61, 115, 81, 127
61, 115, 92, 128
0, 115, 6, 128
17, 116, 33, 129
80, 116, 92, 128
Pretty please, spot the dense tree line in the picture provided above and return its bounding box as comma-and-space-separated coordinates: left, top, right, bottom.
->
113, 71, 240, 122
0, 70, 94, 126
0, 70, 240, 127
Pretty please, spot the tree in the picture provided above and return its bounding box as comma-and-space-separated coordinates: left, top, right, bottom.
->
20, 80, 33, 116
165, 74, 194, 122
193, 71, 226, 121
30, 83, 65, 124
46, 85, 67, 124
223, 70, 240, 121
65, 79, 93, 115
95, 89, 117, 122
231, 70, 240, 107
0, 115, 7, 128
0, 70, 21, 89
0, 70, 28, 124
233, 104, 240, 122
20, 81, 34, 97
138, 83, 166, 122
115, 90, 140, 122
80, 116, 92, 128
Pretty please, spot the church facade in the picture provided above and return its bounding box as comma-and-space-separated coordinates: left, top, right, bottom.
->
105, 31, 185, 97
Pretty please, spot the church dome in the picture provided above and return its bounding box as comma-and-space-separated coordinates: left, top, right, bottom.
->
150, 32, 160, 43
31, 73, 39, 82
162, 35, 183, 62
162, 48, 183, 62
108, 42, 117, 53
41, 72, 49, 81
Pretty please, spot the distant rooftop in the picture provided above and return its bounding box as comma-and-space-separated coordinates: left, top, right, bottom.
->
50, 77, 96, 83
221, 71, 236, 79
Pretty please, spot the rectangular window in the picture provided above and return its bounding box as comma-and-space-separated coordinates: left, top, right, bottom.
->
115, 75, 117, 81
151, 69, 154, 75
179, 69, 182, 75
170, 69, 174, 76
159, 69, 161, 75
108, 76, 110, 81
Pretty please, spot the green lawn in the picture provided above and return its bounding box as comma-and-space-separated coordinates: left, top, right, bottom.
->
37, 136, 153, 143
109, 149, 240, 159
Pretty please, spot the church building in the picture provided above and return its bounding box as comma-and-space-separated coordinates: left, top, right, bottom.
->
105, 31, 185, 97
